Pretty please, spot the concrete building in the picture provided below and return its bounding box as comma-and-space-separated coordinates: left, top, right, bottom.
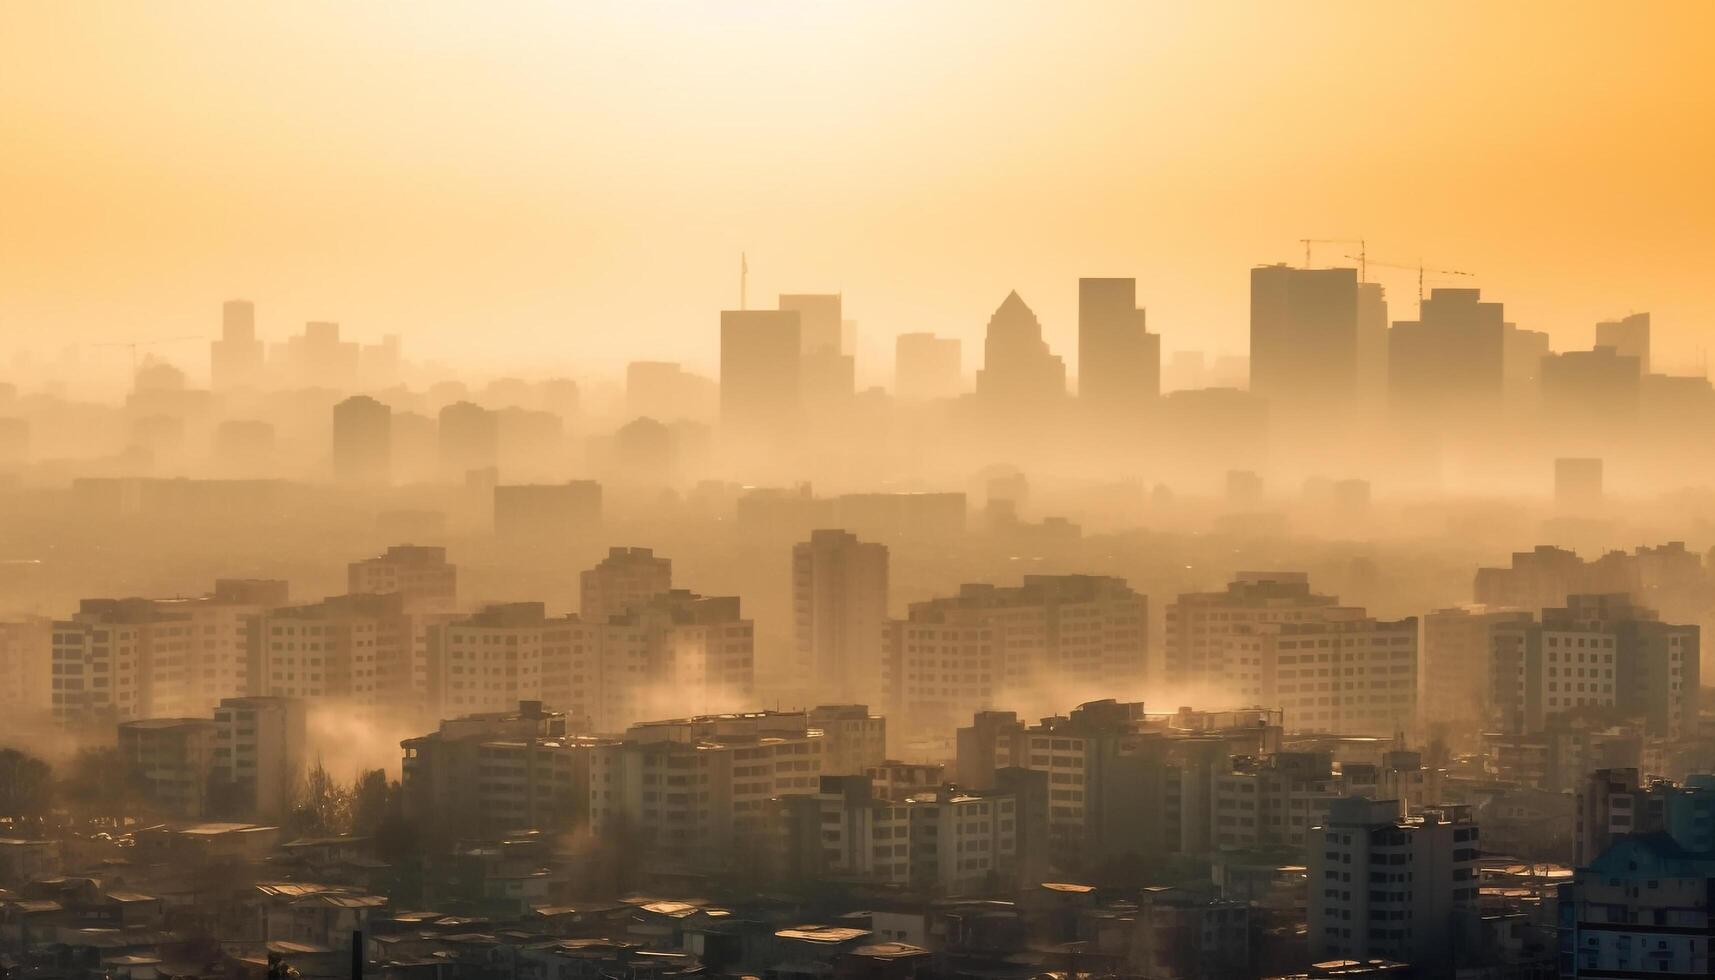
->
1231, 614, 1420, 736
401, 700, 600, 837
53, 599, 195, 727
594, 589, 754, 731
437, 400, 499, 477
210, 696, 306, 821
254, 593, 414, 721
1307, 798, 1480, 977
1421, 605, 1532, 733
1165, 571, 1341, 694
1250, 265, 1385, 418
892, 576, 1147, 732
580, 546, 672, 625
0, 619, 51, 715
348, 545, 458, 614
1575, 768, 1715, 865
1559, 831, 1715, 978
792, 530, 889, 705
426, 602, 594, 722
806, 704, 888, 776
118, 717, 218, 818
1489, 594, 1698, 738
590, 710, 827, 867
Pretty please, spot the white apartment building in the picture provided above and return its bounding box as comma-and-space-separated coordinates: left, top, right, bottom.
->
255, 594, 414, 720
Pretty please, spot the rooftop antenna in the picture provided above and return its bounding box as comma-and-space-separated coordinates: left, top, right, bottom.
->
740, 252, 748, 311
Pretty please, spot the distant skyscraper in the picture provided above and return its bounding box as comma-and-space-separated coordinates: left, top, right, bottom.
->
211, 299, 264, 390
975, 291, 1066, 414
1077, 278, 1159, 416
780, 294, 854, 412
331, 395, 392, 485
720, 309, 802, 443
792, 529, 889, 705
438, 400, 499, 476
1387, 287, 1508, 429
1249, 265, 1378, 415
1596, 312, 1650, 374
894, 332, 961, 401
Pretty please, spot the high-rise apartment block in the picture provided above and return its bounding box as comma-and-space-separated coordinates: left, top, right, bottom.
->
1308, 798, 1480, 976
792, 529, 889, 705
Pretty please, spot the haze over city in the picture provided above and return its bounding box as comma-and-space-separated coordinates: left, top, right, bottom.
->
1, 4, 1714, 980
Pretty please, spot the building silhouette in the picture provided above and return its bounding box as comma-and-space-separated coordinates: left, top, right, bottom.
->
331, 395, 392, 485
894, 332, 961, 402
719, 309, 802, 454
1249, 265, 1384, 416
1388, 287, 1508, 432
974, 291, 1066, 417
438, 400, 499, 477
792, 529, 889, 705
1077, 277, 1159, 418
779, 293, 853, 411
1596, 312, 1650, 374
211, 300, 264, 390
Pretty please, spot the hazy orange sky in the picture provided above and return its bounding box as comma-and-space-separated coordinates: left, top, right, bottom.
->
3, 2, 1712, 385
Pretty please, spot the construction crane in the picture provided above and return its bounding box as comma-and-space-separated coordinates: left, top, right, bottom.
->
92, 336, 203, 376
1344, 255, 1473, 308
1300, 238, 1366, 278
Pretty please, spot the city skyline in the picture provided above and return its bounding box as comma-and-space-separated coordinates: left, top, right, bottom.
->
4, 3, 1713, 378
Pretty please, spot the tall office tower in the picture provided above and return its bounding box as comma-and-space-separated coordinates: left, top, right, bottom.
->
1249, 265, 1368, 416
1490, 593, 1699, 739
580, 546, 673, 625
1596, 311, 1650, 374
894, 332, 962, 401
1308, 798, 1480, 975
331, 395, 393, 485
438, 400, 499, 477
1502, 324, 1551, 405
348, 544, 458, 614
719, 309, 803, 455
792, 530, 890, 705
1164, 571, 1340, 692
1554, 457, 1605, 510
892, 576, 1147, 731
1387, 288, 1508, 431
1421, 605, 1533, 732
210, 696, 306, 821
974, 291, 1067, 414
1541, 347, 1642, 438
254, 593, 415, 722
1077, 277, 1160, 417
780, 294, 855, 412
211, 299, 265, 390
